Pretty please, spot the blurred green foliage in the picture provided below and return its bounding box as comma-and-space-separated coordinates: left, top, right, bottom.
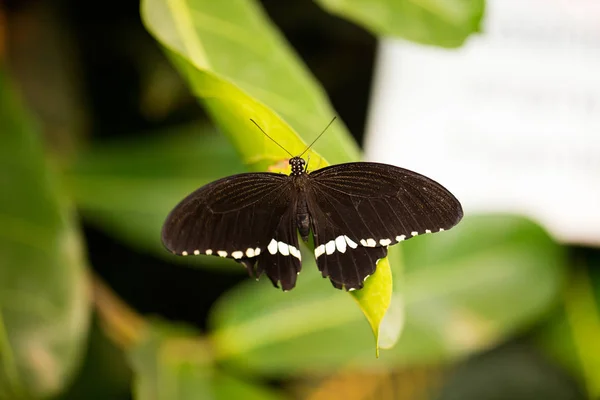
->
64, 124, 244, 261
1, 0, 597, 399
208, 215, 564, 373
0, 71, 89, 399
316, 0, 485, 47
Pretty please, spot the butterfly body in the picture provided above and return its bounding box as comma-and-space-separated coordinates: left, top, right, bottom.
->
162, 156, 463, 292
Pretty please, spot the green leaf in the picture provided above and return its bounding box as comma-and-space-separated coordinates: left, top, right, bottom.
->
141, 0, 361, 167
129, 323, 213, 400
376, 246, 406, 350
141, 0, 393, 348
350, 251, 396, 357
129, 321, 285, 400
166, 65, 330, 171
56, 318, 133, 400
316, 0, 485, 48
564, 267, 600, 398
212, 373, 286, 400
0, 70, 90, 398
536, 263, 600, 398
535, 308, 582, 383
209, 215, 565, 374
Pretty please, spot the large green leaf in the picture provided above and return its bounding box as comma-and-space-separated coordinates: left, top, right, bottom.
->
129, 321, 286, 400
316, 0, 485, 48
0, 70, 90, 398
141, 0, 360, 167
208, 215, 565, 374
140, 0, 392, 347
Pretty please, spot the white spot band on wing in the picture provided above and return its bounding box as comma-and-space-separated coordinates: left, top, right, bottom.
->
289, 245, 301, 260
232, 251, 243, 259
379, 238, 391, 246
325, 240, 336, 255
278, 241, 290, 256
267, 239, 278, 255
315, 244, 325, 258
335, 236, 347, 253
344, 236, 358, 249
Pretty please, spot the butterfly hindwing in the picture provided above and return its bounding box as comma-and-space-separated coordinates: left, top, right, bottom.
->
255, 204, 302, 291
306, 162, 463, 290
161, 172, 301, 289
307, 202, 388, 290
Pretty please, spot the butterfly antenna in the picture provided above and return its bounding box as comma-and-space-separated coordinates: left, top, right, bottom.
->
250, 119, 294, 158
299, 116, 337, 158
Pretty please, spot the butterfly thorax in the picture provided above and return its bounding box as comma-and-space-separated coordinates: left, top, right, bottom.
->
289, 156, 306, 176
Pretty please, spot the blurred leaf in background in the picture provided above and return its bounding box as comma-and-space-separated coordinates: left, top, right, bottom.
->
56, 317, 133, 400
129, 320, 286, 400
316, 0, 485, 47
536, 254, 600, 399
435, 342, 585, 400
0, 70, 90, 398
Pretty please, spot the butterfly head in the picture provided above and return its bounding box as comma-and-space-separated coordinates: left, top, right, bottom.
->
289, 157, 306, 176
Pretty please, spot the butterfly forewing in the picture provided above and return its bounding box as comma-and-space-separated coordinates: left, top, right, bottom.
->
161, 172, 302, 290
309, 162, 462, 241
305, 162, 463, 289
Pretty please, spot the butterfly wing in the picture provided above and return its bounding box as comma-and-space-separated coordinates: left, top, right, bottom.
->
307, 162, 463, 290
161, 172, 302, 290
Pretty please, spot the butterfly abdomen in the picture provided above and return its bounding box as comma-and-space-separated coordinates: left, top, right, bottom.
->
296, 196, 310, 242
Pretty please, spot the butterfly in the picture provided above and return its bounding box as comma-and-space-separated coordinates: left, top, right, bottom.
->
162, 120, 463, 291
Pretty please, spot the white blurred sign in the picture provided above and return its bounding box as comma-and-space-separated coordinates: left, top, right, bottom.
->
365, 0, 600, 245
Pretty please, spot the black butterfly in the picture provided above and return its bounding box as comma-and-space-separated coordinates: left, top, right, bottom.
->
162, 123, 463, 292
